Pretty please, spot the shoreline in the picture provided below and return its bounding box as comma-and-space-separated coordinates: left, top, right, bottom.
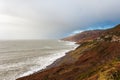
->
16, 41, 79, 80
45, 41, 79, 69
16, 24, 120, 80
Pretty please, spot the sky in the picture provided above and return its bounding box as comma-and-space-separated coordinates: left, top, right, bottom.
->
0, 0, 120, 40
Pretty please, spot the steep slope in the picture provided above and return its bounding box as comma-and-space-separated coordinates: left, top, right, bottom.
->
17, 24, 120, 80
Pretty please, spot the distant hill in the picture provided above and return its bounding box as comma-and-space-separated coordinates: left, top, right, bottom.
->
63, 24, 120, 43
62, 30, 104, 43
17, 24, 120, 80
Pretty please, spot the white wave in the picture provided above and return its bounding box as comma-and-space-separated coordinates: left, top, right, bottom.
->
17, 42, 79, 78
0, 40, 79, 80
17, 50, 70, 78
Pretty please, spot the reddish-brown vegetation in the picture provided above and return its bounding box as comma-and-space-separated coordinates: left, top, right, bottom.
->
62, 30, 104, 43
17, 24, 120, 80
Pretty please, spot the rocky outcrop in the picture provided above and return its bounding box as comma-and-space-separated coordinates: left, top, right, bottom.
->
96, 35, 120, 42
112, 35, 120, 42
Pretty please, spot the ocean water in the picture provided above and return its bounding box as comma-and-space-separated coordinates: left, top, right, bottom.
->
0, 40, 78, 80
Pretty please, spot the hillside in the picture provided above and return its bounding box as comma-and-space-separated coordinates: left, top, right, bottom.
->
17, 24, 120, 80
62, 30, 104, 43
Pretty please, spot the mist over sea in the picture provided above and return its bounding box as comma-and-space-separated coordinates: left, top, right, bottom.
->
0, 40, 78, 80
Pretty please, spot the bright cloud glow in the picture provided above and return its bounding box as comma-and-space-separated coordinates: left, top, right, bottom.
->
0, 0, 120, 39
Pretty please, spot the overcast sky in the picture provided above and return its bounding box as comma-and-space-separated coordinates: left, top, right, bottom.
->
0, 0, 120, 39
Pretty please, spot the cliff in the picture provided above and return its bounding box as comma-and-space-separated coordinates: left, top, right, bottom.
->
17, 24, 120, 80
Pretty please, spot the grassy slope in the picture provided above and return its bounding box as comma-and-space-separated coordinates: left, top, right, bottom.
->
17, 25, 120, 80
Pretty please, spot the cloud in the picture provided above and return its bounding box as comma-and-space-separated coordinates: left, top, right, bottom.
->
0, 0, 120, 39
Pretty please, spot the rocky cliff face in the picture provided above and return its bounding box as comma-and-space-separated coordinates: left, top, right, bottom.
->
17, 24, 120, 80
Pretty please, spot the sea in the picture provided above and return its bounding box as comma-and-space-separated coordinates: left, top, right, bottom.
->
0, 40, 78, 80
